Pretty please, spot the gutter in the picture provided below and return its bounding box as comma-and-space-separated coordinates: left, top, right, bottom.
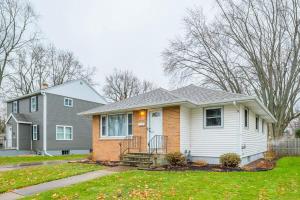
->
41, 92, 52, 156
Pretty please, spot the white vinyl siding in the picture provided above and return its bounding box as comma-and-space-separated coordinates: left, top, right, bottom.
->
189, 105, 240, 157
180, 106, 191, 153
241, 105, 267, 157
56, 125, 73, 140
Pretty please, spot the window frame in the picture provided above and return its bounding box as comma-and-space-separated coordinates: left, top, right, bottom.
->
255, 115, 259, 131
30, 96, 37, 112
12, 101, 18, 113
100, 112, 133, 138
56, 125, 73, 141
32, 125, 38, 141
203, 107, 224, 128
64, 97, 73, 107
262, 119, 265, 134
244, 108, 249, 128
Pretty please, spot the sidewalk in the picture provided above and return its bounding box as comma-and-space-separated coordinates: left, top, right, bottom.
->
0, 169, 117, 200
0, 160, 70, 172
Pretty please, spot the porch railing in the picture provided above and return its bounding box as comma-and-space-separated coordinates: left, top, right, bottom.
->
148, 135, 168, 154
119, 136, 141, 158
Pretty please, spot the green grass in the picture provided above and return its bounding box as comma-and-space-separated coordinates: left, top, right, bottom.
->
25, 157, 300, 200
0, 154, 87, 166
0, 163, 102, 193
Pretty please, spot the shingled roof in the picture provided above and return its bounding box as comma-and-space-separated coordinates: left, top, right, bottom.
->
79, 84, 255, 115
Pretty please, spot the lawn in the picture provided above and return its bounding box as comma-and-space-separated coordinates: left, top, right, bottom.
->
0, 154, 87, 166
25, 157, 300, 200
0, 163, 102, 193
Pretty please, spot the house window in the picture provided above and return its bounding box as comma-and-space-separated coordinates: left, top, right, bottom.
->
101, 116, 107, 136
56, 125, 73, 140
30, 96, 37, 112
262, 119, 265, 134
244, 108, 249, 128
101, 113, 133, 137
32, 125, 38, 140
204, 107, 223, 128
255, 116, 259, 131
64, 98, 73, 107
12, 101, 18, 113
128, 113, 133, 135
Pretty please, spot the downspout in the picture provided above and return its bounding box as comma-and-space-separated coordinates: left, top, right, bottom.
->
41, 92, 52, 156
233, 101, 243, 157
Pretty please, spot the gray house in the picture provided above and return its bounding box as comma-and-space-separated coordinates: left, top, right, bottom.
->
4, 80, 106, 155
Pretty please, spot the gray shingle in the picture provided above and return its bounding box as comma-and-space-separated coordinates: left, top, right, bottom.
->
12, 113, 32, 123
170, 84, 251, 104
80, 85, 253, 115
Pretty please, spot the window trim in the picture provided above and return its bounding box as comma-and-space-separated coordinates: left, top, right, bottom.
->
203, 106, 224, 128
12, 101, 18, 113
100, 112, 133, 139
262, 119, 265, 134
56, 125, 73, 141
32, 125, 38, 141
244, 107, 249, 129
64, 97, 73, 107
255, 115, 259, 131
30, 96, 37, 112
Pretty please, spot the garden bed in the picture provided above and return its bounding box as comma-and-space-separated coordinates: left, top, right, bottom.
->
144, 158, 275, 172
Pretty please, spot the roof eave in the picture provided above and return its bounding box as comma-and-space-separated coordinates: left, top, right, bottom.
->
78, 101, 194, 116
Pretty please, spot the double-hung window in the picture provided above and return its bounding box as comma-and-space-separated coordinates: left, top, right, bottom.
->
32, 125, 38, 140
204, 107, 223, 128
56, 125, 73, 140
64, 98, 73, 107
262, 119, 265, 134
255, 115, 259, 131
101, 113, 133, 137
244, 108, 249, 128
12, 101, 18, 113
30, 96, 37, 112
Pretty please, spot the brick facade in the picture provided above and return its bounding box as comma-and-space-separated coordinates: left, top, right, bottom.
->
92, 106, 180, 161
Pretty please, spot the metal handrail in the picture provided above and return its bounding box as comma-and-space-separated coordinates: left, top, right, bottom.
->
148, 135, 168, 154
119, 136, 141, 158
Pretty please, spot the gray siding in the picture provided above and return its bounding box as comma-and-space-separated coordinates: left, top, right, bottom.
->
46, 94, 99, 151
18, 124, 31, 150
6, 93, 101, 154
6, 118, 17, 148
7, 94, 44, 151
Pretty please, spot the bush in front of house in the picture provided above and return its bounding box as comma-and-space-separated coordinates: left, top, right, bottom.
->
220, 153, 241, 168
165, 152, 186, 166
296, 129, 300, 138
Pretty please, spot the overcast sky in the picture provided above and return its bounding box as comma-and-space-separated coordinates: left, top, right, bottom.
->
30, 0, 216, 91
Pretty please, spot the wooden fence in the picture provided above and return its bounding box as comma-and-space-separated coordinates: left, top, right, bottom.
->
270, 138, 300, 156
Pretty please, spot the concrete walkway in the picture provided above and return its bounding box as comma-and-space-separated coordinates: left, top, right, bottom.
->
0, 169, 117, 200
0, 160, 70, 172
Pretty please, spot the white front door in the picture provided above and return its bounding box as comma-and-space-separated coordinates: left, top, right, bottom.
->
6, 126, 12, 149
148, 110, 163, 148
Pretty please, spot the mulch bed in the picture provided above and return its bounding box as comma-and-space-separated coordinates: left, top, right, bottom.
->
68, 159, 120, 167
144, 158, 275, 172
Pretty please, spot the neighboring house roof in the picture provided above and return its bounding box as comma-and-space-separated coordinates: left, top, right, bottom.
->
80, 84, 276, 123
6, 79, 107, 104
5, 113, 32, 124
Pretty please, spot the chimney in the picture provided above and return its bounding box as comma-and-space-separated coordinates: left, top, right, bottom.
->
41, 83, 48, 89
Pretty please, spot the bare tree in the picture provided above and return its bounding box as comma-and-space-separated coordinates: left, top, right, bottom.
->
103, 69, 155, 102
0, 0, 36, 89
4, 43, 96, 97
163, 0, 300, 138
